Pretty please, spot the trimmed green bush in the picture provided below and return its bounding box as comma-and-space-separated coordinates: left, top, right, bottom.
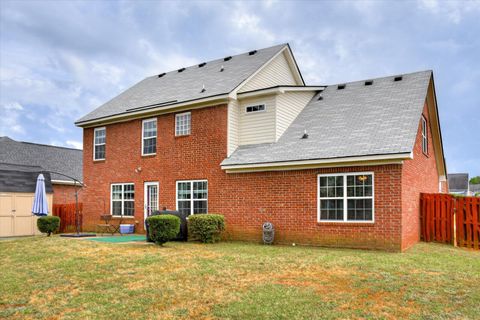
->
146, 215, 180, 246
37, 216, 60, 236
188, 214, 225, 243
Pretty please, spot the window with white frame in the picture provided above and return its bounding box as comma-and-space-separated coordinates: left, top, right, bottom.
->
175, 112, 191, 136
318, 173, 374, 222
245, 104, 265, 114
111, 183, 135, 217
142, 118, 157, 155
176, 180, 207, 215
93, 127, 106, 160
421, 116, 428, 155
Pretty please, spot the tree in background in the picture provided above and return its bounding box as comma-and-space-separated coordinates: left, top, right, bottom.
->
469, 176, 480, 184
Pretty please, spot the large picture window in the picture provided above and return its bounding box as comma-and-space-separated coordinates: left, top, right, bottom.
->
318, 173, 374, 222
93, 127, 106, 160
111, 183, 135, 217
176, 180, 207, 215
142, 118, 157, 155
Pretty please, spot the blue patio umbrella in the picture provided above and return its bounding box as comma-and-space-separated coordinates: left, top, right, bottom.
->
32, 173, 49, 216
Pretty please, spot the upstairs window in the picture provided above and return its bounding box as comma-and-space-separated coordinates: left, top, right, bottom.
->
176, 180, 208, 215
421, 116, 428, 155
142, 118, 157, 155
245, 104, 266, 114
111, 183, 135, 217
318, 173, 374, 222
175, 112, 191, 136
93, 127, 106, 160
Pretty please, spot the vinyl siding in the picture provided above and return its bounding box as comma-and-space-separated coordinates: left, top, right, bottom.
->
238, 95, 276, 145
227, 99, 240, 156
276, 91, 316, 140
238, 51, 298, 93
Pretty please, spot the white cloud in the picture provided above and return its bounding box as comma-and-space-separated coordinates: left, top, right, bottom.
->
66, 140, 83, 149
0, 102, 25, 136
418, 0, 480, 24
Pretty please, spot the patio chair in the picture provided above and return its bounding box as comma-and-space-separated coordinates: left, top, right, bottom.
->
96, 215, 123, 236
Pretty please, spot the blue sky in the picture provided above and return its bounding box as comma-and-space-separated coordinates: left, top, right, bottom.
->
1, 0, 479, 176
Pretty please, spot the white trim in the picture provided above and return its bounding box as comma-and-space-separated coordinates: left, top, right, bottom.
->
175, 112, 191, 136
237, 86, 325, 99
93, 127, 106, 161
76, 95, 229, 128
110, 183, 135, 217
222, 153, 412, 171
175, 180, 208, 215
317, 172, 375, 223
144, 181, 159, 222
245, 103, 266, 114
141, 118, 157, 156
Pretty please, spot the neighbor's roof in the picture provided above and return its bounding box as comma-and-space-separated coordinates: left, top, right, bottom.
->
76, 43, 290, 124
222, 70, 433, 167
0, 137, 83, 182
0, 163, 53, 193
448, 173, 469, 192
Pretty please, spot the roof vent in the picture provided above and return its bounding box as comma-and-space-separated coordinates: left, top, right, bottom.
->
394, 76, 403, 82
220, 65, 224, 72
317, 96, 323, 101
365, 80, 373, 86
248, 50, 257, 56
224, 56, 232, 61
337, 84, 346, 90
198, 62, 206, 67
201, 84, 206, 93
178, 68, 186, 73
158, 73, 166, 78
301, 129, 309, 139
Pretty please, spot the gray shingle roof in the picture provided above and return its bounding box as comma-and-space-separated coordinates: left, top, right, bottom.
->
76, 44, 289, 124
0, 137, 83, 182
0, 163, 53, 193
448, 173, 469, 192
222, 70, 432, 166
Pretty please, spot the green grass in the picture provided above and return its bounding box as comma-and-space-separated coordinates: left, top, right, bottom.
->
0, 237, 479, 319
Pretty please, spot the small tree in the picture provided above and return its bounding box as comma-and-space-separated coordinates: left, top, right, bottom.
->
469, 176, 480, 184
146, 215, 180, 246
37, 216, 60, 236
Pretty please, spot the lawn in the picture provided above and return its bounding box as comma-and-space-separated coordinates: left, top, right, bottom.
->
0, 237, 479, 319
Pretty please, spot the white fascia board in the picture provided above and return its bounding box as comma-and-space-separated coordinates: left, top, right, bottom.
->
221, 152, 413, 172
76, 94, 229, 128
237, 86, 325, 99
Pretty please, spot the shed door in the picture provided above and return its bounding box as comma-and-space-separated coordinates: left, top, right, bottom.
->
0, 194, 14, 237
0, 193, 42, 237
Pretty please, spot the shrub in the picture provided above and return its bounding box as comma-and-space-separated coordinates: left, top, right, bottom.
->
37, 216, 60, 236
188, 214, 225, 243
146, 215, 180, 246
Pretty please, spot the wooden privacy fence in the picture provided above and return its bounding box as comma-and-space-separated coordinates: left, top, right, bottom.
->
420, 194, 480, 250
52, 203, 83, 233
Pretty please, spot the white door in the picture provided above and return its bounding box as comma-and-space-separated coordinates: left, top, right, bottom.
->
144, 182, 159, 222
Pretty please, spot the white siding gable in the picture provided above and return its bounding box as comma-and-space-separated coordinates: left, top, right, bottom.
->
238, 95, 276, 145
276, 91, 315, 140
238, 51, 298, 93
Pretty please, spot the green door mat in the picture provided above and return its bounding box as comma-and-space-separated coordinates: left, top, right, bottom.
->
88, 235, 146, 243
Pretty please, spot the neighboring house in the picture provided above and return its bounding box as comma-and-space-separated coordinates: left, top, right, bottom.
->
447, 173, 470, 196
76, 43, 447, 251
0, 137, 83, 204
470, 184, 480, 196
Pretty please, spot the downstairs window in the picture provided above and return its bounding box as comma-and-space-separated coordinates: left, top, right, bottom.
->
176, 180, 208, 215
318, 173, 374, 222
111, 183, 135, 217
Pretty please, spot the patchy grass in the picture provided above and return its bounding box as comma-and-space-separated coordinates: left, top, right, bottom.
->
0, 237, 479, 319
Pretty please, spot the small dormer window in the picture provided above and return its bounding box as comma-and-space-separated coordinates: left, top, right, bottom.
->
245, 104, 266, 114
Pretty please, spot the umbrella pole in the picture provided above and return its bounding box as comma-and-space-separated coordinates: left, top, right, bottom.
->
75, 181, 79, 235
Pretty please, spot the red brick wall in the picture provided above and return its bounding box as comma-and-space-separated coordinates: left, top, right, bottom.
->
82, 104, 407, 250
401, 101, 441, 251
52, 184, 82, 205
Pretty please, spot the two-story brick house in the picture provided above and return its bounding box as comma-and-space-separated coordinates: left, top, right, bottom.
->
76, 43, 447, 251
